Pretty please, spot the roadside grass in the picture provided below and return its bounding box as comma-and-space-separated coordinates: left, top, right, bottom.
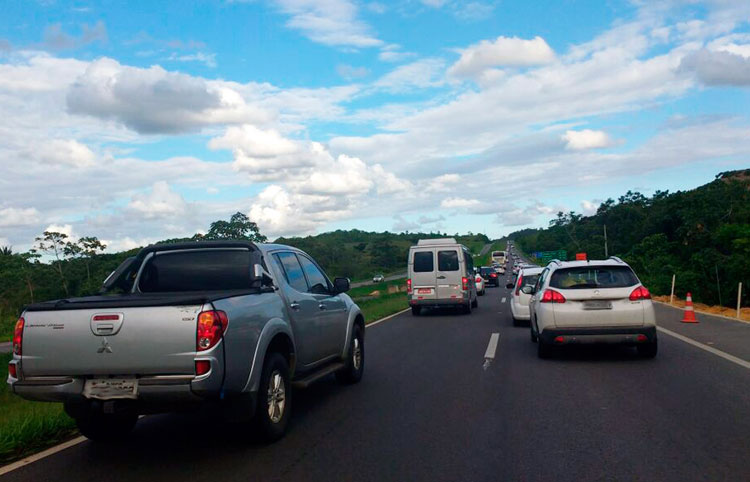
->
349, 278, 406, 299
358, 293, 409, 324
1, 316, 15, 343
0, 353, 77, 463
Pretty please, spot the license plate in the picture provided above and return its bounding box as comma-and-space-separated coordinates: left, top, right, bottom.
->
417, 288, 432, 294
83, 378, 138, 400
583, 300, 612, 310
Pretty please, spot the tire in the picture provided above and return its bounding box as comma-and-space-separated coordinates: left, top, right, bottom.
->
512, 316, 520, 327
461, 301, 472, 315
411, 305, 421, 316
255, 352, 291, 442
478, 289, 485, 296
471, 296, 478, 308
75, 412, 138, 443
336, 324, 365, 384
530, 318, 539, 343
538, 337, 553, 359
637, 338, 658, 359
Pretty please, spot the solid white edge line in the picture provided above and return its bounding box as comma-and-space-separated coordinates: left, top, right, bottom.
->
0, 436, 88, 476
1, 307, 413, 475
484, 333, 500, 359
657, 326, 750, 370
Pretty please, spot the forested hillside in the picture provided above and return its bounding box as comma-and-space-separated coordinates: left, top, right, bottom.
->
0, 213, 489, 338
509, 169, 750, 307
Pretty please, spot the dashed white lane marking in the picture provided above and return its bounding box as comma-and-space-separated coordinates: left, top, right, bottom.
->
501, 297, 507, 303
657, 326, 750, 370
483, 333, 500, 370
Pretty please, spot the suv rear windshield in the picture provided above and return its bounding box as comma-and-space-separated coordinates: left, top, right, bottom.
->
479, 267, 495, 275
438, 250, 459, 271
413, 251, 434, 272
139, 249, 255, 292
549, 266, 638, 289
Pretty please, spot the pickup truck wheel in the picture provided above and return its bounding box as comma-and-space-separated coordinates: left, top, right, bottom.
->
255, 352, 291, 442
75, 412, 138, 443
411, 306, 421, 316
336, 324, 365, 384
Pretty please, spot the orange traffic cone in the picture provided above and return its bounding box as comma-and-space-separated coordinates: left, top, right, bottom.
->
681, 292, 698, 323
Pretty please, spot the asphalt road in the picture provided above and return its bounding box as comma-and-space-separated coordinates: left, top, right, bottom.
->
3, 264, 750, 481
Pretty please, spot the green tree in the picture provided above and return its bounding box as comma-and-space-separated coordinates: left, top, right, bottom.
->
205, 212, 267, 242
34, 231, 71, 296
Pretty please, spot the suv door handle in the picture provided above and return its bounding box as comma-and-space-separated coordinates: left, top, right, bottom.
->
290, 302, 300, 311
318, 303, 327, 310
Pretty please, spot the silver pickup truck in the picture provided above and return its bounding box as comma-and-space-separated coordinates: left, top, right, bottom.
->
7, 241, 365, 442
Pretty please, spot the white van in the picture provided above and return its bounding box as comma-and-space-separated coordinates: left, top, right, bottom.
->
407, 238, 478, 315
491, 250, 506, 265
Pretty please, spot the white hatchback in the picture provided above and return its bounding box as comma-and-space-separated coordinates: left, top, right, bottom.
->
506, 267, 543, 326
528, 258, 657, 358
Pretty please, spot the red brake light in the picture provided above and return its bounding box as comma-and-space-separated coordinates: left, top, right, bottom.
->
8, 363, 17, 379
629, 286, 651, 301
476, 276, 482, 283
515, 275, 523, 296
93, 314, 120, 321
636, 334, 648, 342
195, 360, 211, 376
197, 310, 228, 351
490, 273, 497, 278
407, 278, 412, 294
462, 277, 469, 291
13, 317, 24, 356
540, 289, 566, 303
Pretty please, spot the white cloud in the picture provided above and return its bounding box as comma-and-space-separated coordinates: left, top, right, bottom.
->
375, 58, 446, 92
392, 214, 420, 232
562, 129, 615, 150
448, 36, 556, 78
273, 0, 382, 48
427, 173, 461, 192
126, 181, 189, 219
0, 207, 41, 227
41, 21, 108, 51
336, 63, 369, 80
44, 224, 75, 237
167, 52, 217, 68
581, 200, 600, 215
209, 125, 299, 158
679, 49, 750, 86
31, 139, 96, 167
441, 197, 480, 209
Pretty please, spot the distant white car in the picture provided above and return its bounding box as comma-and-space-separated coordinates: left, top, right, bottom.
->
475, 273, 485, 296
372, 274, 385, 283
507, 266, 543, 326
528, 258, 657, 359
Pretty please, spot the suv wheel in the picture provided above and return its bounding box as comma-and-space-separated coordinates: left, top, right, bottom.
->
462, 300, 472, 315
336, 324, 365, 384
637, 338, 658, 359
75, 411, 138, 443
255, 352, 291, 442
411, 306, 421, 316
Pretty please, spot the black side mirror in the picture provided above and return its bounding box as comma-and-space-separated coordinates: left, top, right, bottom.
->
333, 277, 350, 294
253, 264, 275, 288
505, 283, 514, 290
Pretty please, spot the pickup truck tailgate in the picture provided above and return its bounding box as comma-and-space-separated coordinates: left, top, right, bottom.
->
21, 305, 202, 377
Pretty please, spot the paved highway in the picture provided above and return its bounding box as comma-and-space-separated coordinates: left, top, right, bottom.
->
3, 260, 750, 481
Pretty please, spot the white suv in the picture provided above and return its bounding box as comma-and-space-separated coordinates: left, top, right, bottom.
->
528, 258, 657, 359
506, 266, 543, 326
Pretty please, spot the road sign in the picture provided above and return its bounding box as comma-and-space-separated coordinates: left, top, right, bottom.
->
537, 250, 567, 263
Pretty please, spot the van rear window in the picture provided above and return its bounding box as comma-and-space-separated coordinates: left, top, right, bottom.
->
549, 266, 638, 289
139, 249, 255, 292
413, 251, 434, 272
438, 251, 459, 271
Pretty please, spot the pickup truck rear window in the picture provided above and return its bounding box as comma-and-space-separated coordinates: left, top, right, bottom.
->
139, 250, 255, 292
549, 266, 638, 289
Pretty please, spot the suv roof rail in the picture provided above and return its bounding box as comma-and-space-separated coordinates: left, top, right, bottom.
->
608, 256, 624, 263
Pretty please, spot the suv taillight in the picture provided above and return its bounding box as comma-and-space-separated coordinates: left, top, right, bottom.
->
540, 289, 566, 303
629, 286, 651, 301
515, 275, 523, 296
462, 277, 469, 291
13, 317, 24, 356
197, 310, 228, 351
407, 278, 412, 294
476, 275, 482, 283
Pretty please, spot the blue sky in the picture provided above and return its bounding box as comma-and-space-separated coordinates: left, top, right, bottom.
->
1, 0, 749, 250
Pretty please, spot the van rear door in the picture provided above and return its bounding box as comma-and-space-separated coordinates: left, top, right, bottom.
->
436, 248, 462, 300
410, 249, 437, 301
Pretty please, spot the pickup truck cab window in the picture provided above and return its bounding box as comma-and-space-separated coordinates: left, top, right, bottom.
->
138, 249, 254, 292
297, 255, 331, 295
274, 252, 309, 293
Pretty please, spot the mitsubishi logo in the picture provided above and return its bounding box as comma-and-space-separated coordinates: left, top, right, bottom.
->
97, 337, 113, 354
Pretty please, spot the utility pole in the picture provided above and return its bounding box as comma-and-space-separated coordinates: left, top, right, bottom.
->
604, 224, 608, 258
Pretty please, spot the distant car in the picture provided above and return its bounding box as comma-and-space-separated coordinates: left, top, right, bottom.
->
479, 266, 500, 287
372, 274, 385, 283
506, 266, 543, 326
528, 257, 657, 359
475, 273, 485, 295
495, 265, 506, 275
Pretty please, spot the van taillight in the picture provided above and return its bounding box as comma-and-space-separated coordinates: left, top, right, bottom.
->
462, 277, 469, 291
197, 310, 228, 351
13, 317, 24, 356
629, 286, 651, 301
540, 289, 566, 303
407, 278, 412, 294
515, 275, 523, 296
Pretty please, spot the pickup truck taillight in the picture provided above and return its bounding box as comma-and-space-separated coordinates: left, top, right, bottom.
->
407, 278, 412, 294
197, 310, 228, 351
13, 317, 24, 356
